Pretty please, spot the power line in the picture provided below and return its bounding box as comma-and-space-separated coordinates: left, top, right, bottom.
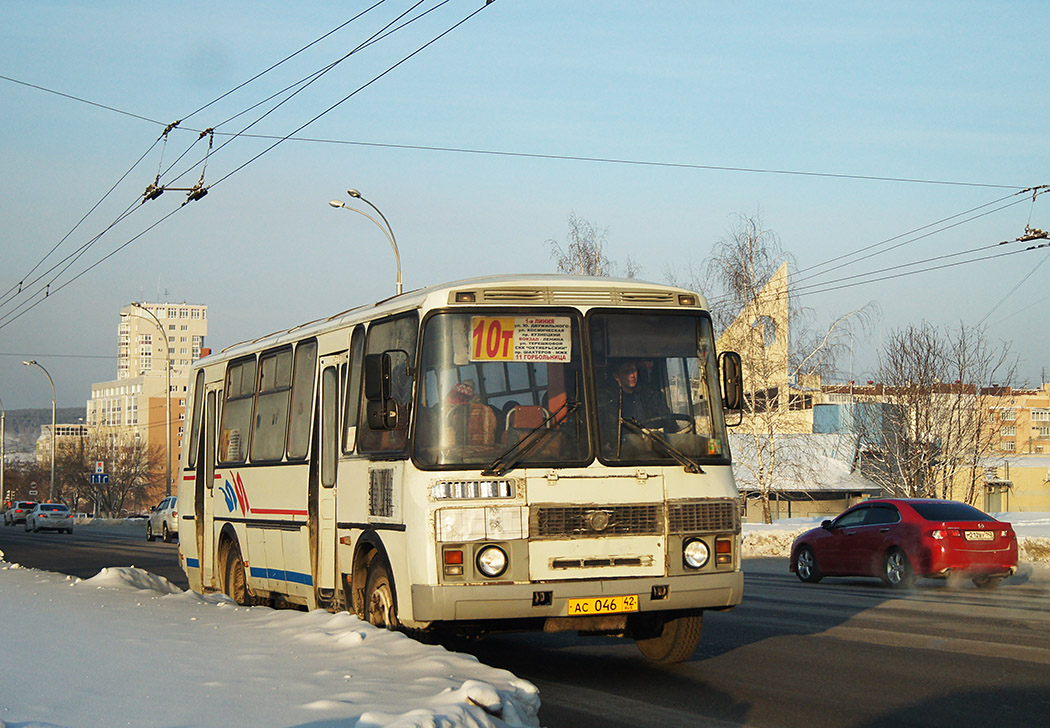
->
0, 352, 115, 360
0, 2, 490, 331
0, 2, 395, 317
0, 77, 1031, 192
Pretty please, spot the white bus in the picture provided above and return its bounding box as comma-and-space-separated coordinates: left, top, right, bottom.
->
178, 275, 744, 663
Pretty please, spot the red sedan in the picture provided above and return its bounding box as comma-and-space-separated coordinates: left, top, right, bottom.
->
790, 498, 1018, 589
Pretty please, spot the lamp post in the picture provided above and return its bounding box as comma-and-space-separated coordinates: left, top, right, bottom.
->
329, 188, 402, 295
22, 361, 56, 502
132, 303, 173, 497
0, 394, 6, 506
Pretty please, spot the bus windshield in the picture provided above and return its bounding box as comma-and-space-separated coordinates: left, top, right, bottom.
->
591, 311, 729, 465
414, 312, 588, 469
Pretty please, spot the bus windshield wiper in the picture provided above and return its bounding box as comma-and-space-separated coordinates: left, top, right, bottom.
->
482, 399, 581, 477
619, 417, 705, 474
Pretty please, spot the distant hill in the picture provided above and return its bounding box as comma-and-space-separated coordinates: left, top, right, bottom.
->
2, 407, 86, 454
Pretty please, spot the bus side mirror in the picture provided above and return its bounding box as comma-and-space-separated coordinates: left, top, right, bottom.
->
719, 350, 743, 411
364, 351, 408, 430
364, 353, 391, 402
367, 399, 404, 430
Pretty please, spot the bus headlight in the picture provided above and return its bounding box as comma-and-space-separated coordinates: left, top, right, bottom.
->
476, 545, 508, 578
683, 538, 710, 569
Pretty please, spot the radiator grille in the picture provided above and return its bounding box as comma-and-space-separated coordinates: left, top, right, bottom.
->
531, 504, 662, 538
668, 500, 739, 534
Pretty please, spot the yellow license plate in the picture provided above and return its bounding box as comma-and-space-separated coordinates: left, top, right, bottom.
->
566, 594, 639, 616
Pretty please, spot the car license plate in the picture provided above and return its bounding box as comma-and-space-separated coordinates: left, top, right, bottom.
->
965, 530, 994, 541
566, 594, 639, 616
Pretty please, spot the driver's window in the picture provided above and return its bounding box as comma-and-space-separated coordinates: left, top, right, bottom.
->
834, 508, 868, 528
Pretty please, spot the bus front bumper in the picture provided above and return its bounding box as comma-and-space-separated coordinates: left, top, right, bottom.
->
409, 570, 743, 623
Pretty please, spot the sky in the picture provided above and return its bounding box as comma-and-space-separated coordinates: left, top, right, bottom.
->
1, 1, 1048, 409
2, 516, 1047, 727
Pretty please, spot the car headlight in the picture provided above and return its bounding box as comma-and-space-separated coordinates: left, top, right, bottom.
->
475, 545, 508, 578
683, 538, 710, 569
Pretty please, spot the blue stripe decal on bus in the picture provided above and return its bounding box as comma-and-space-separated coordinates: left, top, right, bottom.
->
249, 567, 314, 586
186, 558, 200, 568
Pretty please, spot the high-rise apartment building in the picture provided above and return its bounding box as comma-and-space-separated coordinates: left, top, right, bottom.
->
87, 302, 208, 491
117, 302, 208, 380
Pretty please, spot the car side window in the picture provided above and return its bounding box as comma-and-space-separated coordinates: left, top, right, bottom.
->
833, 507, 868, 528
865, 505, 900, 525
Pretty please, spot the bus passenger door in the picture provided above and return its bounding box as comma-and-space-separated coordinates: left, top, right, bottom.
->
202, 387, 219, 589
312, 355, 344, 599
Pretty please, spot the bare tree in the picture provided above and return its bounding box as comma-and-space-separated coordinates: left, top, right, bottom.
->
674, 212, 876, 522
53, 426, 163, 516
548, 212, 639, 278
862, 322, 1016, 502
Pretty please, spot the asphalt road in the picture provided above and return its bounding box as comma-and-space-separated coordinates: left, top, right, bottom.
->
0, 519, 188, 588
3, 525, 1049, 728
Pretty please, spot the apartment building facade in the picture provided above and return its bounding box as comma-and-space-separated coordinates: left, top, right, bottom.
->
86, 302, 208, 489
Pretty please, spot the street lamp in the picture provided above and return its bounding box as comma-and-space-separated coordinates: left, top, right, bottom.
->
329, 188, 402, 295
22, 360, 56, 502
131, 302, 173, 497
0, 394, 6, 506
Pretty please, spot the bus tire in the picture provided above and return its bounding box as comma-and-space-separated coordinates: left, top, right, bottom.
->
364, 558, 399, 630
635, 614, 702, 664
223, 541, 251, 606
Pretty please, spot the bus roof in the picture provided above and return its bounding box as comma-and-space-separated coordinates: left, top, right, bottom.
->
199, 274, 708, 368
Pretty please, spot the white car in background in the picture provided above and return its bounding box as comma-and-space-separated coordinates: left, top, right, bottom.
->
25, 503, 74, 534
147, 496, 178, 543
4, 501, 37, 526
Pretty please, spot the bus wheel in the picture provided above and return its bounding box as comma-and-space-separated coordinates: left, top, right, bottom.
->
223, 541, 251, 606
364, 559, 399, 630
635, 614, 702, 664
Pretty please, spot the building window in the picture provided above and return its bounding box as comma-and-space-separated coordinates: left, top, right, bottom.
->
1000, 440, 1015, 451
167, 308, 177, 318
1002, 426, 1016, 437
1033, 409, 1050, 422
1002, 409, 1017, 422
1036, 427, 1050, 438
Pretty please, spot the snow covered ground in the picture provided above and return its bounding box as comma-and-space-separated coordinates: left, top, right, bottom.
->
2, 513, 1048, 728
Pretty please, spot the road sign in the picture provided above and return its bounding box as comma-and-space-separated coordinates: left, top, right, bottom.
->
90, 473, 109, 485
95, 461, 104, 474
28, 490, 37, 496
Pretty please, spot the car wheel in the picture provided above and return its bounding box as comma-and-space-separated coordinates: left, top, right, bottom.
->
795, 545, 823, 583
364, 558, 400, 630
146, 523, 155, 542
635, 614, 703, 664
222, 541, 252, 606
162, 523, 171, 543
972, 575, 1004, 589
882, 549, 915, 589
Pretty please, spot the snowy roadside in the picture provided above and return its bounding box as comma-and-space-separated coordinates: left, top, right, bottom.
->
0, 557, 540, 728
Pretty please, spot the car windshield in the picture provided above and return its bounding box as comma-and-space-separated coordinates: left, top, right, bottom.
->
414, 312, 588, 469
590, 312, 729, 466
910, 501, 993, 522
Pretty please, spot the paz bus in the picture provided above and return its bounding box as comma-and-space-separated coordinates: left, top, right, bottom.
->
178, 274, 744, 663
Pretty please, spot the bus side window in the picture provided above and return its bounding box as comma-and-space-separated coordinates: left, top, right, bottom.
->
218, 356, 256, 464
342, 326, 365, 453
358, 314, 418, 454
286, 339, 318, 460
251, 346, 294, 462
186, 369, 205, 469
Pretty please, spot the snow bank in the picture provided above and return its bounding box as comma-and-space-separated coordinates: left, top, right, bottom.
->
0, 562, 540, 728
